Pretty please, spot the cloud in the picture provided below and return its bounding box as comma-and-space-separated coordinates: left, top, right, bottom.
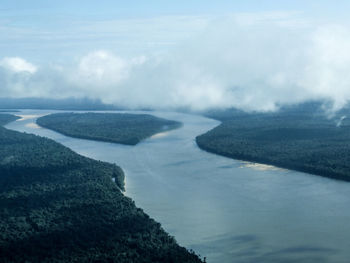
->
0, 57, 38, 96
300, 25, 350, 111
0, 57, 37, 74
2, 13, 350, 113
121, 16, 350, 112
73, 50, 130, 93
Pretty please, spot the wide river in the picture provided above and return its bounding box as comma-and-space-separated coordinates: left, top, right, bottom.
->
5, 109, 350, 263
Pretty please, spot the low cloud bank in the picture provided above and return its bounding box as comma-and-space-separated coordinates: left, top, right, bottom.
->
2, 15, 350, 112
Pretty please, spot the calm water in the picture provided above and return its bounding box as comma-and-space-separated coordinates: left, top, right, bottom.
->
5, 109, 350, 263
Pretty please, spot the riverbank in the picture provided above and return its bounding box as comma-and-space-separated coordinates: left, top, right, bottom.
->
7, 109, 350, 263
196, 135, 350, 182
195, 113, 350, 183
0, 113, 202, 263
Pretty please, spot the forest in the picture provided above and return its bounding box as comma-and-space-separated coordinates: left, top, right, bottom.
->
197, 102, 350, 181
0, 114, 19, 125
0, 97, 118, 111
0, 114, 202, 262
37, 112, 182, 145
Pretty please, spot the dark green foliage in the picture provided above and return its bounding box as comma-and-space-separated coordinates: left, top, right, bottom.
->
0, 97, 118, 110
204, 101, 328, 121
0, 119, 202, 262
0, 110, 20, 113
197, 106, 350, 181
37, 113, 182, 145
0, 114, 20, 126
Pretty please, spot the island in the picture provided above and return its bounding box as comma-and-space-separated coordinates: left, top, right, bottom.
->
0, 114, 202, 262
196, 103, 350, 181
37, 112, 182, 145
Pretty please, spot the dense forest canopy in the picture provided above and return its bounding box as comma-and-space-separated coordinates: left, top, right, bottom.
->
197, 103, 350, 181
0, 114, 20, 125
0, 110, 20, 113
0, 97, 119, 111
37, 112, 182, 145
0, 114, 202, 262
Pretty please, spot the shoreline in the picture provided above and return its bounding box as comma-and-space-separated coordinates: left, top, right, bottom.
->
1, 115, 203, 262
196, 136, 350, 183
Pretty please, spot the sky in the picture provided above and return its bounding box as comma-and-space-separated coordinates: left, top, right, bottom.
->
2, 1, 350, 111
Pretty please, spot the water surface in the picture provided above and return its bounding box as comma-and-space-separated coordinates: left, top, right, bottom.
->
6, 110, 350, 263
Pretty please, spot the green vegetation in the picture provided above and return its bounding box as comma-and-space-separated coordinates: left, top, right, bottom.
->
0, 114, 202, 262
0, 97, 118, 111
0, 114, 20, 125
37, 113, 182, 145
197, 103, 350, 181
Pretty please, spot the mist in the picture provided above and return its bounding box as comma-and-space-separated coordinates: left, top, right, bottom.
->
2, 14, 350, 112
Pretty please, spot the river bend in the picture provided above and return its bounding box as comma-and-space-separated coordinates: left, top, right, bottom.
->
6, 110, 350, 263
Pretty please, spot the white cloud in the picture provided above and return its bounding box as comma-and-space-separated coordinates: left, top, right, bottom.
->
2, 13, 350, 113
299, 25, 350, 111
0, 57, 37, 74
77, 50, 128, 83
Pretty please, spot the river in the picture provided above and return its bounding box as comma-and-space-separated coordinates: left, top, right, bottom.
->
5, 109, 350, 263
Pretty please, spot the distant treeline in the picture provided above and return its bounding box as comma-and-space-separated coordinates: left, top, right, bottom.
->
37, 112, 182, 145
0, 114, 202, 262
197, 102, 350, 181
0, 110, 20, 113
0, 97, 119, 111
